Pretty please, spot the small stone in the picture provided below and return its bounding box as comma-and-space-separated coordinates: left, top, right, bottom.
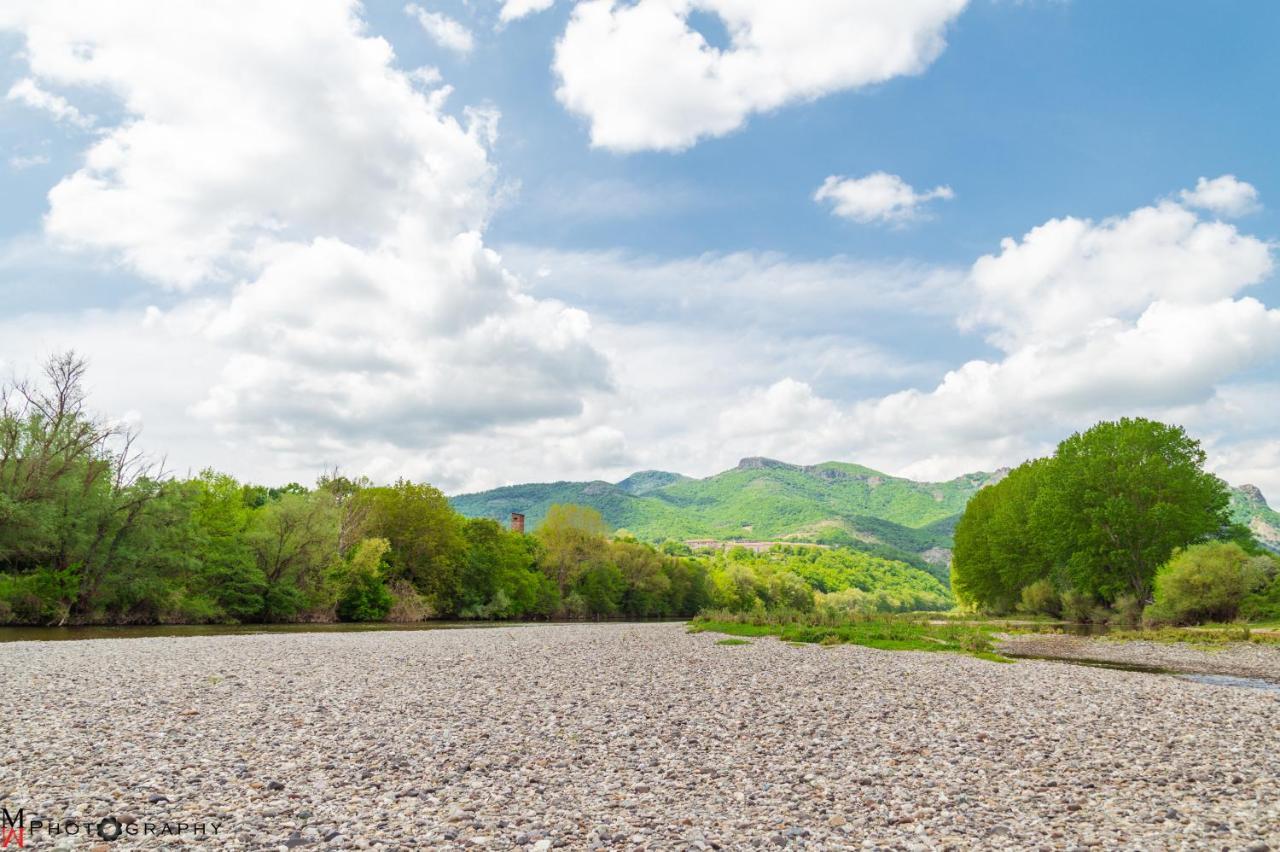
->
267, 781, 286, 791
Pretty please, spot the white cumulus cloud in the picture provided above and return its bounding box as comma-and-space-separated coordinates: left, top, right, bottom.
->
499, 0, 557, 24
0, 0, 611, 475
814, 172, 954, 225
1179, 174, 1261, 218
710, 186, 1280, 492
5, 77, 94, 128
553, 0, 969, 152
406, 3, 475, 54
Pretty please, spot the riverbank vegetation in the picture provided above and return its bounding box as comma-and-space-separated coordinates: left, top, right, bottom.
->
1, 354, 953, 626
688, 611, 1003, 660
950, 418, 1280, 627
5, 356, 1276, 633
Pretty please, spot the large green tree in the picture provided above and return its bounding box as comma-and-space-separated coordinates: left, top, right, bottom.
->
952, 459, 1055, 612
1034, 418, 1229, 602
363, 480, 467, 614
536, 504, 611, 598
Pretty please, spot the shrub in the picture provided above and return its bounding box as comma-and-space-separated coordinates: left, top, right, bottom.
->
1088, 604, 1114, 625
1017, 579, 1061, 617
1239, 556, 1280, 622
385, 579, 432, 622
336, 573, 394, 622
767, 571, 815, 613
1060, 589, 1094, 624
1145, 542, 1268, 626
0, 569, 78, 625
1109, 594, 1144, 628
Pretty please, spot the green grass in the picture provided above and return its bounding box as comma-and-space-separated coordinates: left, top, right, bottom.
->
689, 611, 1009, 661
715, 637, 752, 646
1102, 625, 1280, 646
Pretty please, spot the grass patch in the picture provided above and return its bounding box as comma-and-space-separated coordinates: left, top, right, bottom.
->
715, 638, 752, 646
690, 610, 1008, 661
1103, 625, 1280, 646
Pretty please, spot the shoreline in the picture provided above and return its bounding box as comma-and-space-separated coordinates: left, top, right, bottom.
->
996, 632, 1280, 681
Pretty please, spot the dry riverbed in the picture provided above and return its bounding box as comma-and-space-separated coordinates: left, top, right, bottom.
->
997, 632, 1280, 681
1, 623, 1277, 851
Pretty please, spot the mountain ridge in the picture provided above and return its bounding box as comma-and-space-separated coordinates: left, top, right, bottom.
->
451, 458, 1280, 560
449, 458, 1007, 577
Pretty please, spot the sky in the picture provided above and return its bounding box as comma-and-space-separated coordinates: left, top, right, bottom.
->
1, 0, 1278, 498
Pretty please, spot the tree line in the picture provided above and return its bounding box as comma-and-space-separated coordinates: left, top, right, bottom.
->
0, 355, 719, 625
951, 418, 1279, 625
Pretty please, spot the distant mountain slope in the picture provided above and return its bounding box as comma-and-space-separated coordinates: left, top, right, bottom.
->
452, 463, 1280, 574
450, 457, 1008, 576
1231, 484, 1280, 552
616, 470, 690, 496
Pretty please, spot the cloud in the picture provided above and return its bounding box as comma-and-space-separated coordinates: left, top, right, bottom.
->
1179, 174, 1261, 218
503, 245, 965, 334
814, 172, 954, 225
499, 0, 557, 24
711, 188, 1280, 490
5, 78, 94, 128
8, 152, 50, 170
963, 200, 1273, 348
0, 0, 611, 471
552, 0, 969, 152
405, 3, 475, 54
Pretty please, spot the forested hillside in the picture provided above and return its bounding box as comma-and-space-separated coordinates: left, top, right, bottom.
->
451, 458, 1004, 571
454, 459, 1280, 563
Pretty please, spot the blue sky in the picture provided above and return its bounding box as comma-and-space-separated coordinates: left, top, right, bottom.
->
1, 0, 1278, 497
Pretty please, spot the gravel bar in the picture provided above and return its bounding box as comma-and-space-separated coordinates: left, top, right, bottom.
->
1, 623, 1277, 851
997, 633, 1280, 681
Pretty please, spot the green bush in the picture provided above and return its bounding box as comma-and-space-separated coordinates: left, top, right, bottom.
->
1109, 594, 1144, 628
1060, 589, 1094, 624
1088, 604, 1114, 625
1017, 579, 1061, 617
0, 568, 79, 625
1239, 556, 1280, 622
1145, 542, 1269, 626
336, 573, 394, 622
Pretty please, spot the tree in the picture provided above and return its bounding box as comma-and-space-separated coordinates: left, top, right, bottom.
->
952, 460, 1054, 613
459, 517, 555, 618
246, 490, 340, 620
363, 480, 467, 614
318, 470, 373, 556
536, 504, 610, 598
573, 562, 625, 616
612, 539, 671, 616
334, 537, 393, 622
186, 470, 266, 621
1034, 418, 1229, 602
0, 352, 168, 623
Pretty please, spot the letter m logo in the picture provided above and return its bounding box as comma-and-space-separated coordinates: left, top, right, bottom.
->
0, 808, 24, 848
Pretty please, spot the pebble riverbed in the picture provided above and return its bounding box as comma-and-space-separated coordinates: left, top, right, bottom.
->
1, 623, 1277, 851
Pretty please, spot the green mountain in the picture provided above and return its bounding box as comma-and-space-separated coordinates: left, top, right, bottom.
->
450, 457, 1009, 578
1230, 484, 1280, 552
452, 459, 1280, 567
